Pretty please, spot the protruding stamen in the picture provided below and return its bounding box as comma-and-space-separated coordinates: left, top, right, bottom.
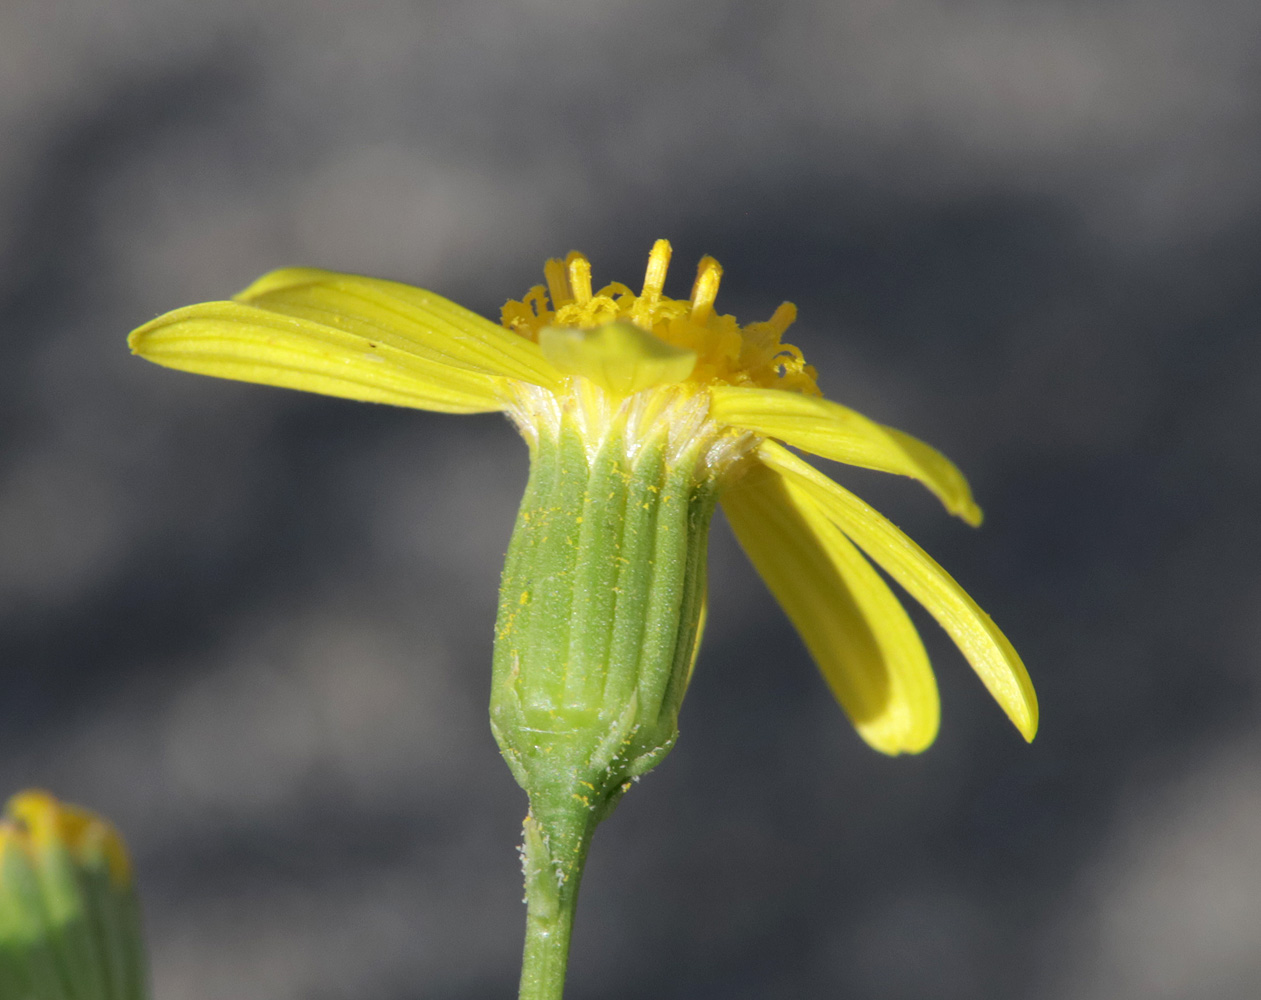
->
766, 302, 797, 338
566, 251, 593, 304
689, 256, 723, 323
632, 239, 672, 330
641, 240, 672, 302
544, 258, 572, 309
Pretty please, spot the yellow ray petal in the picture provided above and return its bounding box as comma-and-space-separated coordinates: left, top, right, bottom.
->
722, 461, 939, 754
709, 385, 982, 525
234, 268, 562, 388
757, 440, 1037, 741
129, 301, 507, 413
684, 584, 708, 688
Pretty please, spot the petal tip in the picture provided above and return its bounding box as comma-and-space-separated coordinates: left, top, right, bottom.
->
854, 704, 940, 757
1017, 701, 1039, 743
992, 665, 1039, 743
1002, 683, 1039, 742
858, 727, 938, 757
127, 322, 157, 357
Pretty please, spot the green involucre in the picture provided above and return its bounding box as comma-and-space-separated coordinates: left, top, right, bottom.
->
491, 422, 715, 808
490, 413, 718, 1000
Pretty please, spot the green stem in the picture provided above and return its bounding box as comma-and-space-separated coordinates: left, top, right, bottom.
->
517, 792, 598, 1000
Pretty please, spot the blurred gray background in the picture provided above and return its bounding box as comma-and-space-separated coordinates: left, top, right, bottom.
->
3, 1, 1260, 997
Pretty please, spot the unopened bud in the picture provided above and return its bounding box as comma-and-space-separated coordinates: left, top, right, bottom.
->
0, 790, 149, 1000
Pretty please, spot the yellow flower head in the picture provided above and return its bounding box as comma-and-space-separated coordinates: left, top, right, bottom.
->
129, 240, 1036, 755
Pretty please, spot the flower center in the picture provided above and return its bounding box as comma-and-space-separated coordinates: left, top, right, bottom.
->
501, 240, 820, 396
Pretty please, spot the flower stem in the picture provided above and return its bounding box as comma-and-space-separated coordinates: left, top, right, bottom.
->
517, 791, 598, 1000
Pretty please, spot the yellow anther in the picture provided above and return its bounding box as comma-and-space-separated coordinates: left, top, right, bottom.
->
690, 256, 723, 324
565, 251, 593, 304
544, 258, 572, 309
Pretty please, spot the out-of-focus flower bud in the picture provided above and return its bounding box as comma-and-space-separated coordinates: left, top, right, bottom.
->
0, 790, 149, 1000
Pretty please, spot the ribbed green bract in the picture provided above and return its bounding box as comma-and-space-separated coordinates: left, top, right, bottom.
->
491, 419, 715, 816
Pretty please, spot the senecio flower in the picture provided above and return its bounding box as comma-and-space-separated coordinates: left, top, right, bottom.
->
130, 239, 1035, 999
